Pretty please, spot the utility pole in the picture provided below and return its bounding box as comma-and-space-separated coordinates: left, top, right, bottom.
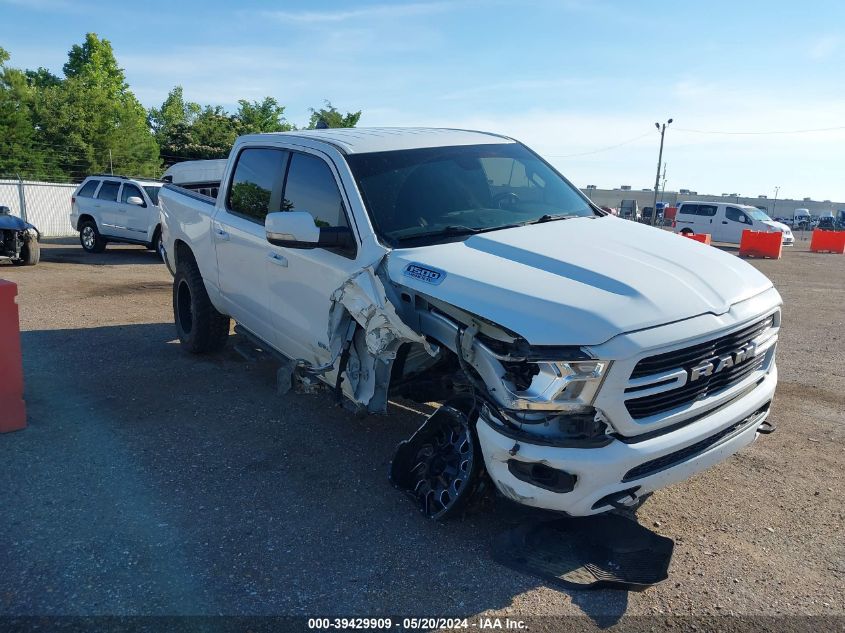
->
109, 149, 113, 175
651, 118, 673, 226
772, 186, 780, 216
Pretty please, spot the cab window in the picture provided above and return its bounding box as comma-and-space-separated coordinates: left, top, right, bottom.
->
96, 181, 121, 201
227, 148, 290, 222
283, 153, 349, 230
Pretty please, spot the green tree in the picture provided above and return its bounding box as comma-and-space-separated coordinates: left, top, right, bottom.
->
63, 32, 127, 95
236, 97, 292, 133
307, 100, 361, 129
37, 33, 160, 179
149, 86, 200, 146
0, 48, 59, 178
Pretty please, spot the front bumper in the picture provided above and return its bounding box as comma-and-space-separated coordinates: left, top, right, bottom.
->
477, 364, 777, 516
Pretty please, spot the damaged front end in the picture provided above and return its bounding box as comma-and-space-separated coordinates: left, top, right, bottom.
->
319, 259, 613, 519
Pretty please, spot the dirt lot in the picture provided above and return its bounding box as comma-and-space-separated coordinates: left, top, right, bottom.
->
0, 237, 843, 625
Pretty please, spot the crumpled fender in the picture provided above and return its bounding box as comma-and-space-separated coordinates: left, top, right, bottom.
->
327, 264, 435, 409
329, 265, 434, 358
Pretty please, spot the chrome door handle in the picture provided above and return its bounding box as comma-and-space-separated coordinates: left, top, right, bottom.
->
214, 228, 229, 241
267, 252, 288, 267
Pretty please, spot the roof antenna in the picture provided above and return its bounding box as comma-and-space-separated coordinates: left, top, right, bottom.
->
315, 117, 329, 130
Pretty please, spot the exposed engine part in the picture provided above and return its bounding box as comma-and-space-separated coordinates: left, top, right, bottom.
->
389, 399, 485, 519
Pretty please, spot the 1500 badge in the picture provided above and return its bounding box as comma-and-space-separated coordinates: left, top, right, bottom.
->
403, 263, 446, 285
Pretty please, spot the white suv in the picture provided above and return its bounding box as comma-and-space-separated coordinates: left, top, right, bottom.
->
70, 175, 164, 256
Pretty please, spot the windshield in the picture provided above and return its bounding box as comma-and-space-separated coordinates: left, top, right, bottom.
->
143, 186, 161, 205
746, 208, 772, 221
346, 143, 596, 246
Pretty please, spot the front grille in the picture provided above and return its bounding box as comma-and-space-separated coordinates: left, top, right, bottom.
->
622, 403, 770, 481
625, 316, 774, 419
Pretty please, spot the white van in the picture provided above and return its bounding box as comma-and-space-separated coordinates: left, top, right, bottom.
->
674, 201, 793, 245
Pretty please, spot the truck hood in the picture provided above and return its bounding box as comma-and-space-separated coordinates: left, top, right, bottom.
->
386, 216, 774, 346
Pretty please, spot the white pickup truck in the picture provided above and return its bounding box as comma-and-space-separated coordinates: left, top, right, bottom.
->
160, 128, 781, 519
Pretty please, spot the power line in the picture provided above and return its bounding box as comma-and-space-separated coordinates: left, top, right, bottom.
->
545, 131, 654, 158
674, 125, 845, 136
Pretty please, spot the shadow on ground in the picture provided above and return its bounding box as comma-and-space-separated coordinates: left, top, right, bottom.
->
0, 322, 640, 622
38, 237, 164, 266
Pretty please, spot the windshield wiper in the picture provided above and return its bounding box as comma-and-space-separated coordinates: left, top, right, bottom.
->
530, 213, 577, 225
396, 224, 524, 244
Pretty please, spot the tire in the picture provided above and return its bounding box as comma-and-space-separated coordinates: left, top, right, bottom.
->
148, 226, 164, 260
173, 257, 230, 353
12, 233, 40, 266
79, 220, 107, 253
680, 228, 693, 235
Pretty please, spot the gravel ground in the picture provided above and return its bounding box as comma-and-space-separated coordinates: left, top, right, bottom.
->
0, 237, 843, 625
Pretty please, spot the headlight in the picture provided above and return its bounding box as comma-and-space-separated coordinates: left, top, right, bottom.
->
549, 360, 608, 403
500, 357, 610, 411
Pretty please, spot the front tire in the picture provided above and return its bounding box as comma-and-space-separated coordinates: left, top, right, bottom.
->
79, 220, 107, 253
173, 258, 230, 353
12, 233, 39, 266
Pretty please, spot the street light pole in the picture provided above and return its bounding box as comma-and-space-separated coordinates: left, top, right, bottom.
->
772, 186, 780, 216
651, 118, 673, 226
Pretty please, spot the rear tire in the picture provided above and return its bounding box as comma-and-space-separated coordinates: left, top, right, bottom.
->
173, 257, 230, 353
12, 233, 39, 266
680, 228, 693, 235
79, 220, 107, 253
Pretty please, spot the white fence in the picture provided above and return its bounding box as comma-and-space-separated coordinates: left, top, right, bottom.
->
0, 179, 78, 237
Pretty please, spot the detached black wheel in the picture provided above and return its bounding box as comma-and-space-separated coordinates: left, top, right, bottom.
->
173, 258, 230, 353
390, 400, 485, 520
79, 220, 106, 253
12, 233, 39, 266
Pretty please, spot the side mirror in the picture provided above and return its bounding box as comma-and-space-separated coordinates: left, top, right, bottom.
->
127, 196, 145, 207
265, 211, 356, 251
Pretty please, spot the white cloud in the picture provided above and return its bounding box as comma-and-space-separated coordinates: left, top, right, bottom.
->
808, 35, 840, 60
262, 2, 453, 24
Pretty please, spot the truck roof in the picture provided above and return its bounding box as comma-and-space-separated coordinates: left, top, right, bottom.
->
241, 127, 515, 155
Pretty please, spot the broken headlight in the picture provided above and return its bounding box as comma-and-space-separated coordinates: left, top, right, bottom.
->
498, 357, 609, 411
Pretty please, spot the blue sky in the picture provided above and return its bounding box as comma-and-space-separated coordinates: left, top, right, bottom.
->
2, 0, 844, 202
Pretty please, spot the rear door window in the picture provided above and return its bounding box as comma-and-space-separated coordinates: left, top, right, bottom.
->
96, 181, 121, 201
679, 204, 697, 215
77, 180, 99, 198
227, 148, 290, 223
698, 205, 718, 217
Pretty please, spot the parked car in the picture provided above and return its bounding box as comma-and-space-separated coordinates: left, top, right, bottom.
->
673, 201, 794, 245
160, 127, 781, 520
0, 205, 40, 266
816, 217, 837, 231
70, 175, 164, 256
792, 208, 811, 230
